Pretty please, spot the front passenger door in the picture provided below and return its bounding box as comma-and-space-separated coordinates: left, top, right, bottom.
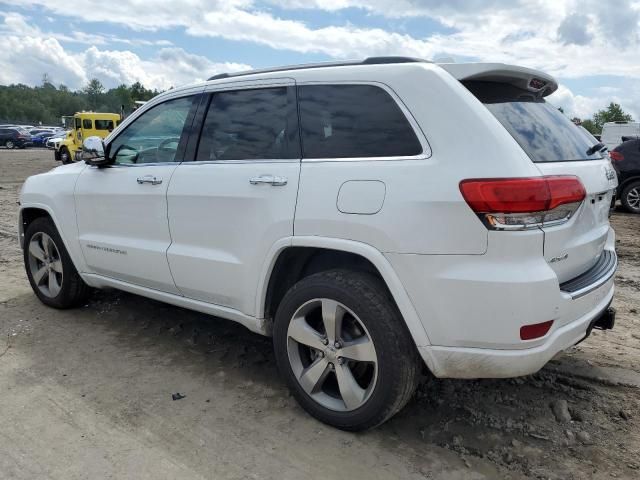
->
75, 93, 200, 293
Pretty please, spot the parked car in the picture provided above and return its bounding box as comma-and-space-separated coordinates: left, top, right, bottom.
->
610, 138, 640, 213
19, 58, 618, 430
29, 128, 54, 135
46, 131, 69, 150
0, 127, 33, 148
601, 121, 640, 151
31, 131, 56, 147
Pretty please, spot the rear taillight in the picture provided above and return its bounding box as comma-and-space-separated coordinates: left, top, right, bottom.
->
609, 151, 624, 162
459, 176, 586, 230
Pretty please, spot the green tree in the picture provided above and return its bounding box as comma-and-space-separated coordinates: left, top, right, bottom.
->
581, 119, 598, 135
592, 103, 634, 132
0, 80, 160, 125
83, 78, 105, 110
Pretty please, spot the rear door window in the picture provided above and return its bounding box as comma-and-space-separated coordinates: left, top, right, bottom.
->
196, 87, 297, 161
465, 81, 603, 163
298, 84, 422, 159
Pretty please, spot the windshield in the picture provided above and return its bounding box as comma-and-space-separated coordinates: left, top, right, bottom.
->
464, 81, 603, 163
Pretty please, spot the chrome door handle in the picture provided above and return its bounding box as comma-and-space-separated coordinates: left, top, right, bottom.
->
137, 175, 162, 185
249, 175, 288, 186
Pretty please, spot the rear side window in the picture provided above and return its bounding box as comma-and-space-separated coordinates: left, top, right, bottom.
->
465, 81, 603, 163
196, 87, 295, 161
83, 119, 92, 129
95, 120, 114, 130
298, 85, 422, 159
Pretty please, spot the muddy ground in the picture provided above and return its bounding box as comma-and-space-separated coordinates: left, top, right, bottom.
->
0, 148, 639, 480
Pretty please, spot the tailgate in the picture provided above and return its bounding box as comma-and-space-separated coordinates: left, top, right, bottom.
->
535, 160, 617, 283
459, 76, 618, 284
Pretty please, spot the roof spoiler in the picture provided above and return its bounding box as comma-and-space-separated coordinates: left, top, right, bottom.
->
438, 63, 558, 96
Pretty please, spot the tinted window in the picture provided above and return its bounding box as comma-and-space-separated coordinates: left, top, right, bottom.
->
83, 119, 92, 129
298, 85, 422, 159
465, 81, 603, 163
108, 96, 193, 165
95, 120, 115, 130
75, 118, 81, 129
196, 87, 293, 161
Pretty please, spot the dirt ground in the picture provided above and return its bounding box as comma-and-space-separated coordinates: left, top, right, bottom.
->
1, 148, 639, 480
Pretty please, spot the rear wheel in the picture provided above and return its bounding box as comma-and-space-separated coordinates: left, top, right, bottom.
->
621, 181, 640, 214
24, 217, 90, 308
6, 140, 14, 149
273, 269, 420, 431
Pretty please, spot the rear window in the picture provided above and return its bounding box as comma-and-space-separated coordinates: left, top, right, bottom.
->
465, 81, 603, 163
298, 84, 422, 159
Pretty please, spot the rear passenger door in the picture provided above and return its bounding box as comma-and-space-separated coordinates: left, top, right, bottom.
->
166, 81, 300, 316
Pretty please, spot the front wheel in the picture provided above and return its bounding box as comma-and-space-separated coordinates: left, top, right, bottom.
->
60, 147, 71, 164
273, 269, 420, 431
24, 217, 90, 308
621, 181, 640, 214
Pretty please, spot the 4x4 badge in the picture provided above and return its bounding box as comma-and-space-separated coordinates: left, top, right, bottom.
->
605, 168, 616, 181
549, 253, 569, 263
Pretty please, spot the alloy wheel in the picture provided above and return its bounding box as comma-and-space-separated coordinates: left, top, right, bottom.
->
6, 140, 14, 149
286, 298, 378, 412
27, 232, 63, 298
627, 187, 640, 211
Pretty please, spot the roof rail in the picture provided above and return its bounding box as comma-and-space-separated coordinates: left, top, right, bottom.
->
207, 56, 428, 81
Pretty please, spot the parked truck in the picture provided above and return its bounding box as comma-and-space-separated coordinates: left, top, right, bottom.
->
55, 112, 121, 163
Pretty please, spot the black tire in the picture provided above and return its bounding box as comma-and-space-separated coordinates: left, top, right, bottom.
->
6, 140, 15, 149
621, 181, 640, 214
60, 147, 71, 164
24, 217, 90, 309
273, 269, 420, 431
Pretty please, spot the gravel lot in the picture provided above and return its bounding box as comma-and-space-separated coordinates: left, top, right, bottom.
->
1, 148, 639, 480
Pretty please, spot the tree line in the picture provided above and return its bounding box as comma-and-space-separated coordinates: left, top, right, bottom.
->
571, 102, 634, 135
0, 77, 161, 126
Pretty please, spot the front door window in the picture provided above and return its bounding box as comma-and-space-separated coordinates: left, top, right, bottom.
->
108, 96, 194, 165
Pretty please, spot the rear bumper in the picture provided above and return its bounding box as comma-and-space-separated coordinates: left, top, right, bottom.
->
418, 277, 614, 378
385, 227, 618, 379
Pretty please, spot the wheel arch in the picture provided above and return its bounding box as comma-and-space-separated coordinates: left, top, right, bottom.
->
619, 175, 640, 193
19, 205, 83, 273
257, 236, 432, 349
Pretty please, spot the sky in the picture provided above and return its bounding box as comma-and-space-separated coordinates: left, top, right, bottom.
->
1, 0, 639, 121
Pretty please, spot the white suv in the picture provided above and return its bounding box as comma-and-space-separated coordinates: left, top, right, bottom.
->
19, 57, 618, 430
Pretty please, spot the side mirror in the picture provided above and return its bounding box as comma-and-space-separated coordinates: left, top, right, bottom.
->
82, 136, 110, 166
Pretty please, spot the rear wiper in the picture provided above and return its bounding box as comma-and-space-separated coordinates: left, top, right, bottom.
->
586, 142, 606, 155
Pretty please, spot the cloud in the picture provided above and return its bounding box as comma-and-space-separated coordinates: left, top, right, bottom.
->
557, 13, 593, 45
0, 14, 250, 89
1, 1, 640, 120
548, 83, 639, 121
4, 0, 638, 81
81, 46, 250, 90
591, 0, 640, 46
